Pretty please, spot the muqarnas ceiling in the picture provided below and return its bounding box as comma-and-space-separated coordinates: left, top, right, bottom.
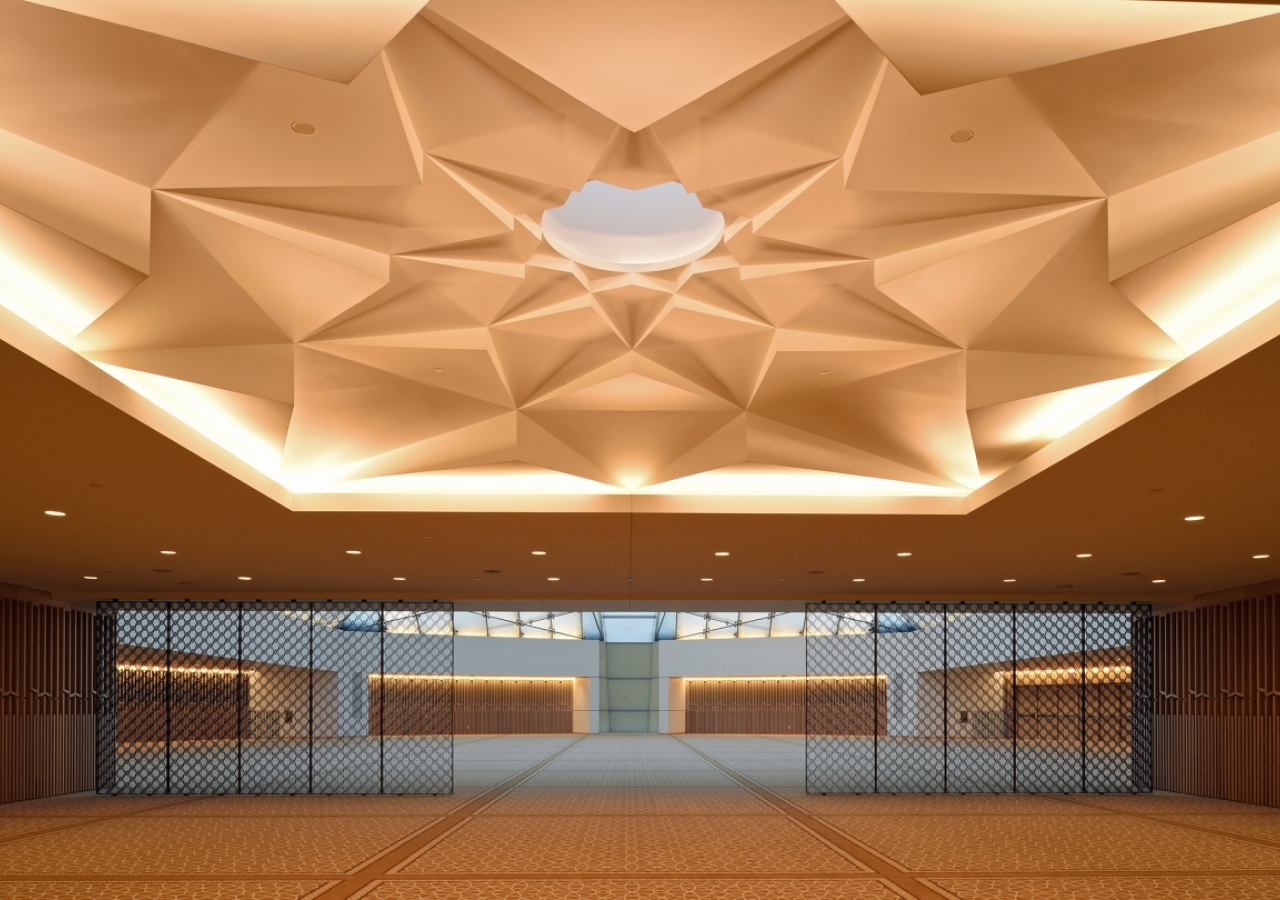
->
3, 0, 1280, 513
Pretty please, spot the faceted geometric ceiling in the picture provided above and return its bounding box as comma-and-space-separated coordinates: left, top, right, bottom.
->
3, 0, 1280, 514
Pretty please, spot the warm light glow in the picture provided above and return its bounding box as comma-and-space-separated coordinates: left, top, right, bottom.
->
1076, 553, 1092, 558
1003, 578, 1016, 582
393, 576, 406, 581
83, 575, 98, 580
346, 550, 362, 555
700, 577, 713, 582
44, 510, 66, 517
238, 576, 252, 581
897, 552, 912, 557
685, 675, 887, 683
160, 550, 177, 555
547, 577, 560, 581
118, 664, 256, 677
1152, 579, 1166, 584
714, 551, 730, 557
1254, 554, 1270, 559
1185, 515, 1205, 521
1008, 371, 1163, 445
1001, 666, 1131, 684
0, 208, 136, 344
371, 674, 575, 683
531, 551, 547, 556
96, 364, 285, 478
647, 465, 970, 497
852, 578, 866, 582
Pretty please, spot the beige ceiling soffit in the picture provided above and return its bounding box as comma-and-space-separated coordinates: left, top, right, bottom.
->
4, 8, 1280, 514
0, 302, 294, 508
834, 0, 1279, 94
427, 0, 850, 131
1108, 130, 1280, 279
967, 275, 1280, 513
26, 0, 429, 83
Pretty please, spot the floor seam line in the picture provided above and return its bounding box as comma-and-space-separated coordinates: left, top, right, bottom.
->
672, 736, 950, 900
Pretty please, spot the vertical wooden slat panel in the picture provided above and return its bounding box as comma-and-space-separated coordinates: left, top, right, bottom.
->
0, 591, 95, 805
1155, 595, 1280, 808
685, 677, 809, 734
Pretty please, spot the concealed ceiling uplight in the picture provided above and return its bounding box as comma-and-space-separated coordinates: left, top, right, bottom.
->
1076, 553, 1092, 558
714, 551, 730, 557
852, 578, 866, 582
547, 576, 560, 581
160, 550, 177, 555
897, 552, 912, 557
1254, 554, 1271, 559
83, 575, 98, 580
290, 121, 315, 135
1152, 579, 1167, 584
238, 576, 252, 581
951, 129, 975, 143
1003, 578, 1017, 583
44, 510, 66, 517
346, 550, 362, 555
532, 550, 547, 556
393, 577, 406, 581
701, 577, 714, 582
1184, 515, 1205, 521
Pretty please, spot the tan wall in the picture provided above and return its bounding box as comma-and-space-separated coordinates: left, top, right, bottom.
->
1155, 596, 1280, 807
0, 591, 95, 803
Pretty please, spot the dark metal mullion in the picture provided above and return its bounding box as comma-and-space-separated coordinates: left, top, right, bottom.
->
1080, 605, 1087, 794
1011, 603, 1017, 794
237, 602, 243, 795
164, 602, 171, 795
307, 602, 314, 795
379, 602, 385, 795
942, 609, 948, 794
873, 604, 879, 795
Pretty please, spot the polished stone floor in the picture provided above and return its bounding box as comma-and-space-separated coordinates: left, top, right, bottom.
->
1, 734, 1279, 899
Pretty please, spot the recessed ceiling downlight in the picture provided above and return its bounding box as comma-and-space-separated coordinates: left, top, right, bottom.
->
542, 181, 724, 273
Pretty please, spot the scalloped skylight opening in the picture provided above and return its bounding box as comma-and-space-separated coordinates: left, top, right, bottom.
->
542, 181, 725, 273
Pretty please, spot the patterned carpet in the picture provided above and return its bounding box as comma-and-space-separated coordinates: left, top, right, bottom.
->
1, 734, 1277, 900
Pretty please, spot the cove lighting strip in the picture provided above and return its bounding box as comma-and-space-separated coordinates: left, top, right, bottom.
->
117, 664, 256, 677
370, 674, 576, 682
998, 666, 1131, 683
684, 675, 886, 682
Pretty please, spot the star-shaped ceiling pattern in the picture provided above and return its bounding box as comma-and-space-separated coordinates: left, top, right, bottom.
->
3, 0, 1280, 512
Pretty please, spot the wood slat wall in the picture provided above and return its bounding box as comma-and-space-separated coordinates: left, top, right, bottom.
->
686, 678, 807, 735
372, 677, 573, 735
453, 678, 573, 735
1154, 595, 1280, 807
0, 594, 95, 803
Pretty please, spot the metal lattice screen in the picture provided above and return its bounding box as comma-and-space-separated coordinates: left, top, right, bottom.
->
806, 602, 1153, 794
94, 601, 453, 795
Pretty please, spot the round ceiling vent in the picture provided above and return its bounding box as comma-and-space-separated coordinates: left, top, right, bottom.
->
542, 181, 725, 273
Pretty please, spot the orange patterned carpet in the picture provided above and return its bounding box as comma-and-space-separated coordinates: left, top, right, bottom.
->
1, 735, 1277, 900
